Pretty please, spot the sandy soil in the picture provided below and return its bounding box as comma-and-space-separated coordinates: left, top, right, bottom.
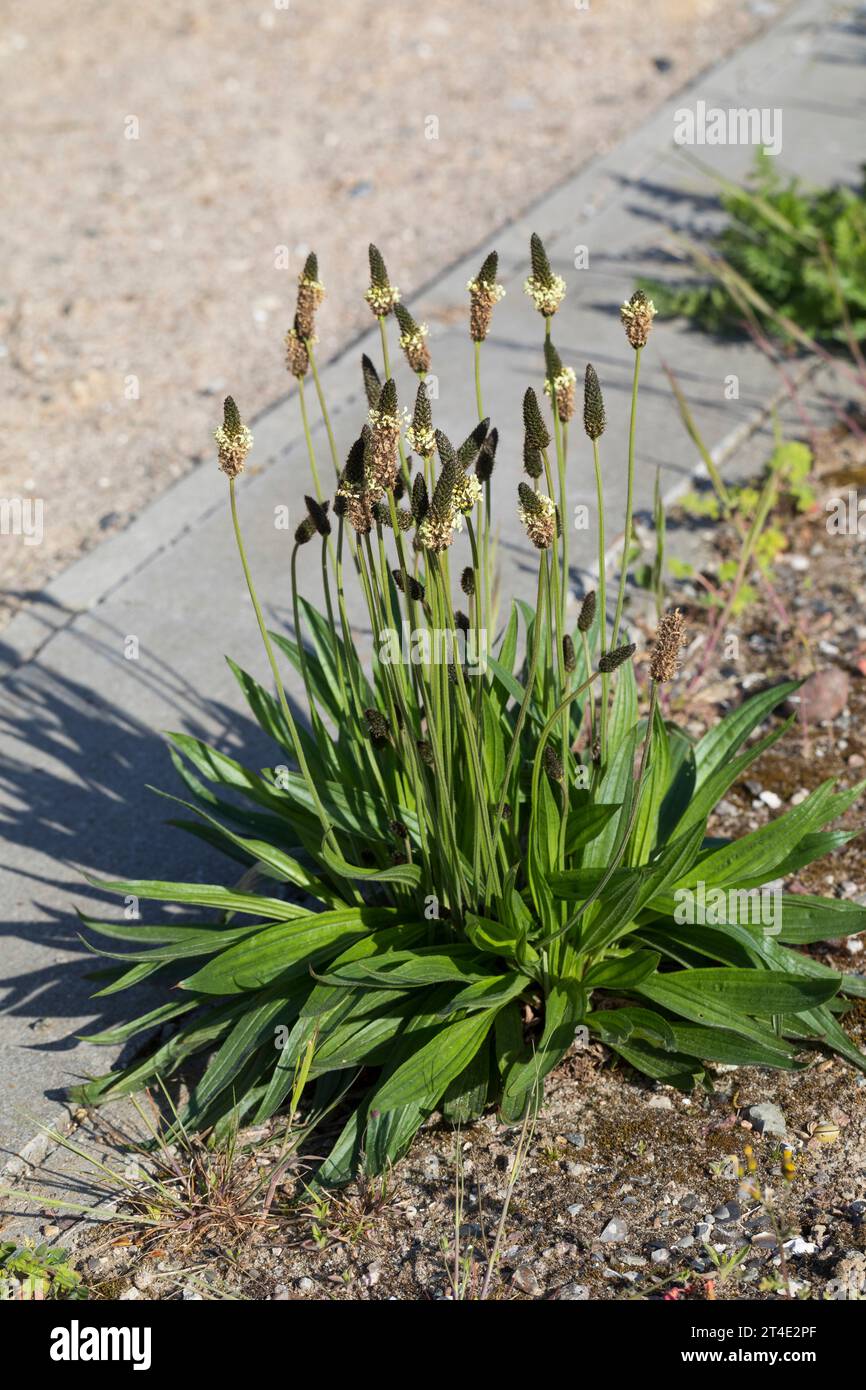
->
2, 0, 774, 627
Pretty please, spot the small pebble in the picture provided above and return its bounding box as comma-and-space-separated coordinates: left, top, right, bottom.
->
751, 1231, 779, 1250
784, 1237, 816, 1257
558, 1283, 589, 1300
513, 1265, 543, 1297
745, 1101, 787, 1136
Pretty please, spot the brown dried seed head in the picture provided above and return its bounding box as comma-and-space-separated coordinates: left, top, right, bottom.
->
214, 397, 253, 478
650, 607, 686, 683
467, 251, 505, 341
553, 370, 576, 422
562, 633, 576, 673
620, 289, 657, 350
285, 319, 311, 378
295, 257, 325, 339
517, 483, 556, 550
395, 303, 431, 374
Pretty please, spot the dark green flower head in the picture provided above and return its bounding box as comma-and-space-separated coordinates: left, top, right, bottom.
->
361, 353, 382, 409
475, 427, 498, 483
583, 364, 606, 440
578, 590, 596, 633
476, 250, 499, 285
394, 302, 419, 337
562, 633, 576, 673
305, 494, 331, 538
406, 381, 435, 458
544, 338, 564, 383
411, 471, 430, 523
377, 378, 398, 418
364, 707, 392, 748
523, 439, 543, 480
432, 460, 458, 520
294, 516, 316, 545
366, 244, 400, 315
392, 568, 425, 601
343, 435, 366, 487
543, 745, 563, 783
525, 234, 566, 315
598, 642, 636, 673
530, 233, 554, 288
457, 418, 489, 469
368, 243, 390, 289
461, 566, 476, 597
302, 251, 319, 282
222, 396, 241, 434
523, 387, 551, 451
435, 429, 456, 467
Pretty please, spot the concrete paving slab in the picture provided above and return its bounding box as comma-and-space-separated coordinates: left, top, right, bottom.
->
1, 0, 862, 1207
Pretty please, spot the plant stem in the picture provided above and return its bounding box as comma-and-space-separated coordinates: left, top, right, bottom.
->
611, 346, 642, 647
297, 377, 325, 503
488, 560, 547, 888
306, 343, 341, 481
592, 436, 609, 760
228, 478, 341, 860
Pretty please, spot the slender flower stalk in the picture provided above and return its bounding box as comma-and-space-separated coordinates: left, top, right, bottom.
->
584, 363, 609, 758
488, 562, 543, 874
468, 251, 504, 420
612, 292, 656, 647
218, 401, 346, 872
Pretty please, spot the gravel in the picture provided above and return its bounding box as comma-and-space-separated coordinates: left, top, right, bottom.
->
745, 1101, 788, 1137
599, 1217, 629, 1243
